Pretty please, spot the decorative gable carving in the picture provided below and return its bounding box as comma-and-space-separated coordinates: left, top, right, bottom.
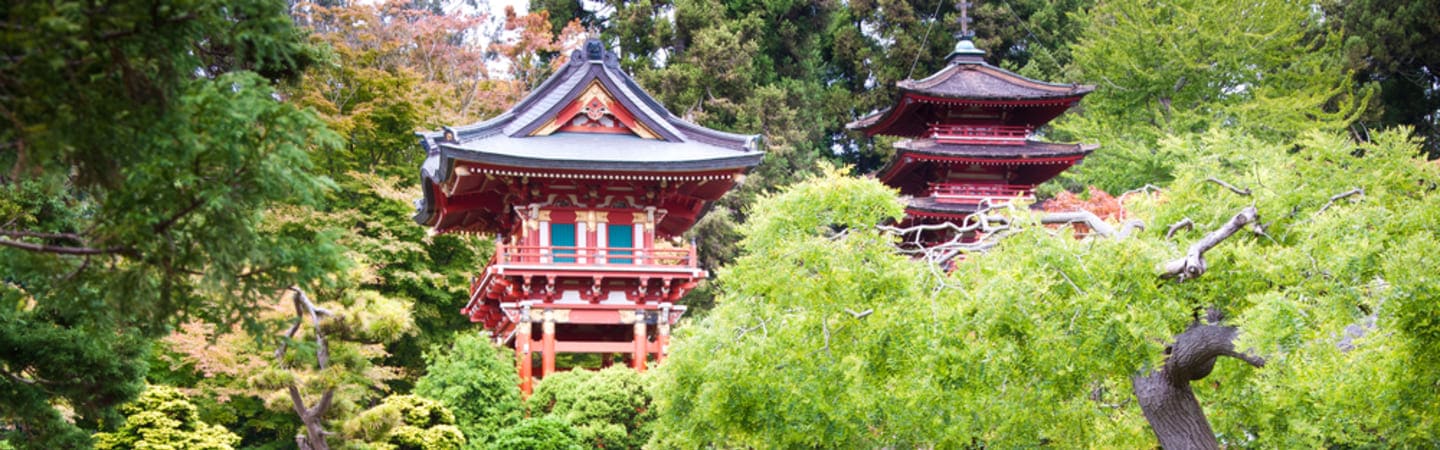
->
530, 81, 660, 139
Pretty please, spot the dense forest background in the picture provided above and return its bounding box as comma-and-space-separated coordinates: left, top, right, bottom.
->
1, 0, 1437, 448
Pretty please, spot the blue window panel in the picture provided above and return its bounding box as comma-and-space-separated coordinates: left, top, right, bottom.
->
607, 224, 634, 264
550, 223, 576, 263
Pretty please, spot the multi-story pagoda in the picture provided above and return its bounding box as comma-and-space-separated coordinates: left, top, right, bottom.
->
414, 39, 763, 393
848, 21, 1096, 246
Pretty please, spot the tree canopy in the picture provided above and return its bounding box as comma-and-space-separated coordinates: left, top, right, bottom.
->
4, 0, 1439, 447
652, 129, 1440, 447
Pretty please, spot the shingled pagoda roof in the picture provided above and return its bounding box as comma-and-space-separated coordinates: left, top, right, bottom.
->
876, 139, 1096, 194
414, 39, 764, 229
847, 39, 1096, 136
895, 138, 1097, 160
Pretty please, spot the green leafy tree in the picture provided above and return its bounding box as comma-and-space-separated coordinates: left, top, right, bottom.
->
486, 417, 583, 450
157, 228, 422, 448
0, 0, 346, 445
342, 395, 466, 450
414, 333, 523, 448
1057, 0, 1372, 192
320, 174, 491, 384
649, 132, 1440, 447
650, 168, 929, 447
92, 385, 242, 450
528, 367, 654, 449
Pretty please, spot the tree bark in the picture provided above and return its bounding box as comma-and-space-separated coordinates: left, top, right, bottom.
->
1134, 316, 1264, 450
1161, 206, 1258, 281
1143, 208, 1266, 448
277, 287, 334, 450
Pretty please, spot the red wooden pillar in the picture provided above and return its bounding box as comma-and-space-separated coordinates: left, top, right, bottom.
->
632, 314, 647, 372
656, 305, 671, 364
541, 309, 556, 378
517, 314, 533, 396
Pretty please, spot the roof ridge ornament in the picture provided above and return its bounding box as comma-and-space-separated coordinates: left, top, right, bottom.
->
584, 38, 604, 61
948, 1, 987, 64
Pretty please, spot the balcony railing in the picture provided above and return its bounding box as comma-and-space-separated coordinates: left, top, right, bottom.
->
929, 124, 1030, 145
927, 183, 1035, 205
493, 244, 698, 268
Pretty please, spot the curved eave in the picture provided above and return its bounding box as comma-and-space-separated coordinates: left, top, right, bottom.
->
900, 62, 1096, 99
877, 141, 1098, 184
905, 198, 981, 218
850, 93, 1089, 137
438, 143, 765, 173
413, 179, 439, 226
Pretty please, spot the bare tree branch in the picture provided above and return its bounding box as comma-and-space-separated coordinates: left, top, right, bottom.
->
1161, 206, 1259, 281
844, 308, 873, 319
881, 204, 1143, 272
1204, 177, 1252, 196
275, 287, 334, 450
1165, 218, 1194, 240
0, 237, 132, 256
1041, 211, 1145, 239
0, 229, 83, 240
1316, 187, 1364, 215
1120, 184, 1163, 202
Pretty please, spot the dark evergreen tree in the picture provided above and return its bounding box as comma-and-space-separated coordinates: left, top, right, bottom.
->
0, 0, 346, 445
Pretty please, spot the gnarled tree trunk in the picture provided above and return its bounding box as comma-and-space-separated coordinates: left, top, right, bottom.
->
1134, 314, 1264, 450
1142, 206, 1266, 449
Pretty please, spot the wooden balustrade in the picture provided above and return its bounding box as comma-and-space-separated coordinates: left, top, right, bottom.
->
927, 183, 1035, 204
929, 124, 1030, 145
493, 244, 698, 268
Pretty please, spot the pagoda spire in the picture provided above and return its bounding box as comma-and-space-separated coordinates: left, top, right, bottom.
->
949, 1, 986, 63
958, 0, 973, 39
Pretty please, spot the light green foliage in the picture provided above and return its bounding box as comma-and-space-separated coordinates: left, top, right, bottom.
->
414, 333, 523, 448
342, 395, 466, 450
285, 0, 500, 380
321, 173, 491, 381
485, 417, 583, 450
92, 386, 242, 450
651, 130, 1440, 447
528, 367, 653, 449
1059, 0, 1371, 192
1146, 129, 1440, 447
651, 169, 935, 447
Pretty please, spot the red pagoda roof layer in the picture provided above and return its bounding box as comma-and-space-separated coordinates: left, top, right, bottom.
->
847, 58, 1095, 137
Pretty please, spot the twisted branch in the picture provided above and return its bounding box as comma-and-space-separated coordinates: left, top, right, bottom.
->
1204, 177, 1251, 196
1316, 187, 1364, 215
1161, 206, 1259, 282
1165, 218, 1194, 240
275, 287, 335, 450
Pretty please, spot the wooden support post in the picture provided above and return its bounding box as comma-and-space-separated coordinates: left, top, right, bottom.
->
517, 309, 533, 396
632, 313, 647, 372
657, 304, 671, 364
601, 353, 613, 368
541, 309, 556, 378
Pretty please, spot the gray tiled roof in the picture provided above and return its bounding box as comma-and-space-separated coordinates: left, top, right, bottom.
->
439, 133, 764, 172
898, 60, 1094, 100
846, 60, 1094, 132
414, 39, 764, 228
416, 39, 761, 184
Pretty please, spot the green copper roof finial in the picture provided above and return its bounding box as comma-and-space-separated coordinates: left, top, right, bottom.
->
949, 0, 987, 63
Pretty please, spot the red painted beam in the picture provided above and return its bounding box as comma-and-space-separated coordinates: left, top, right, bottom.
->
553, 341, 638, 353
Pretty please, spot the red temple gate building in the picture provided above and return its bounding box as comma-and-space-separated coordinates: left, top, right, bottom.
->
413, 39, 762, 393
848, 31, 1097, 247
